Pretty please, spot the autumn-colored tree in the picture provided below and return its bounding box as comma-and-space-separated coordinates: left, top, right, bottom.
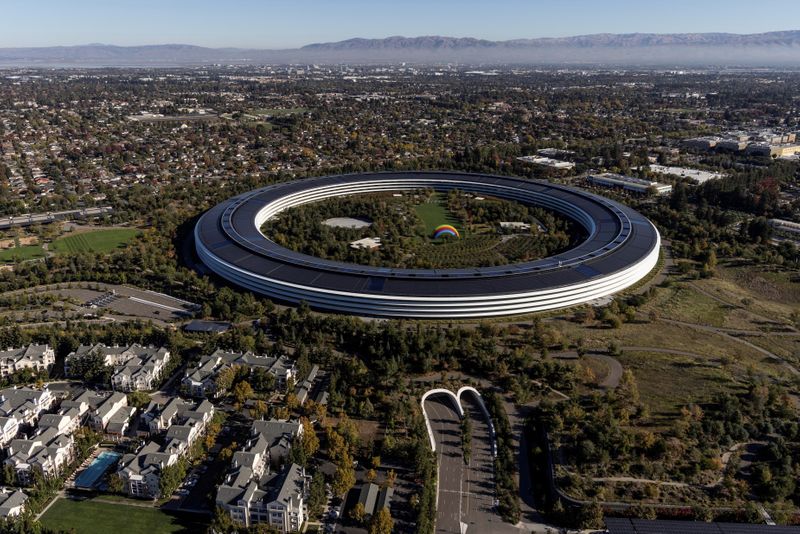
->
369, 507, 394, 534
300, 417, 319, 458
350, 502, 366, 524
286, 392, 300, 411
233, 380, 254, 408
214, 366, 237, 393
365, 468, 377, 483
332, 459, 356, 498
250, 399, 268, 420
383, 468, 396, 488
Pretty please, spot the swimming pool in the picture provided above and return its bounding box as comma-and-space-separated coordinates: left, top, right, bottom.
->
74, 450, 122, 489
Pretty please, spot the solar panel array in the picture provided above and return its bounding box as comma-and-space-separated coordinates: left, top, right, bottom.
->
605, 518, 800, 534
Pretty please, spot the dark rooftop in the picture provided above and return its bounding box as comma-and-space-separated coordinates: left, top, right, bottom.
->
605, 518, 800, 534
184, 320, 232, 333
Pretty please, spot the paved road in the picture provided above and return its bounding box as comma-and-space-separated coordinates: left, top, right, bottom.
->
425, 396, 464, 534
460, 396, 519, 534
424, 395, 520, 534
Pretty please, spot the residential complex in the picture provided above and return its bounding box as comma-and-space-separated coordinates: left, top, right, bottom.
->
0, 387, 55, 443
217, 462, 308, 532
0, 345, 55, 378
0, 387, 74, 485
65, 344, 171, 392
117, 399, 214, 498
181, 350, 296, 398
216, 419, 307, 531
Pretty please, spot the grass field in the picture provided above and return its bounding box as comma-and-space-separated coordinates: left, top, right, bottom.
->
51, 228, 140, 255
618, 350, 744, 426
0, 244, 45, 263
414, 196, 462, 236
40, 499, 202, 534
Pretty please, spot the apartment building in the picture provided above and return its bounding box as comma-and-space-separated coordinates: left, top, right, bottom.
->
0, 345, 55, 378
181, 350, 295, 398
65, 344, 171, 392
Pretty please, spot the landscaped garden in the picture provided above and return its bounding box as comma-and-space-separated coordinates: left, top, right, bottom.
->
262, 190, 582, 269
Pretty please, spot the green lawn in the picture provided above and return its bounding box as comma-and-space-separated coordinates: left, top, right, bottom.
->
51, 228, 140, 254
414, 196, 462, 236
0, 244, 45, 263
40, 499, 202, 534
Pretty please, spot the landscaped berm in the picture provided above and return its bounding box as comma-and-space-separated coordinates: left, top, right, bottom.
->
50, 228, 140, 254
40, 498, 202, 534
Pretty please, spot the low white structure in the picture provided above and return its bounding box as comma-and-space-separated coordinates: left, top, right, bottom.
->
349, 237, 381, 250
769, 219, 800, 235
517, 155, 575, 169
0, 345, 55, 378
588, 173, 672, 195
499, 221, 531, 232
322, 217, 371, 229
644, 164, 725, 185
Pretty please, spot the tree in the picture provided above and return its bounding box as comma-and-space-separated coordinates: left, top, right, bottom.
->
461, 415, 472, 465
383, 469, 396, 488
68, 352, 112, 385
350, 502, 367, 524
127, 390, 151, 409
1, 464, 16, 486
365, 468, 377, 483
250, 399, 268, 420
107, 473, 124, 494
300, 417, 319, 459
307, 473, 327, 518
579, 500, 604, 529
159, 458, 188, 498
214, 366, 237, 394
369, 507, 394, 534
286, 392, 300, 411
232, 380, 254, 408
332, 460, 356, 498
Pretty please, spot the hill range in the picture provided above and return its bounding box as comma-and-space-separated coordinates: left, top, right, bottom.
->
1, 31, 799, 66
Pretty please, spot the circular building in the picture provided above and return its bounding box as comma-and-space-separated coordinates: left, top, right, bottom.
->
195, 172, 660, 318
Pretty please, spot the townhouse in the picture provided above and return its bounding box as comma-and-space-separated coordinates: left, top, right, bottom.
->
0, 345, 55, 378
216, 419, 307, 531
117, 400, 214, 499
216, 463, 308, 532
0, 387, 55, 435
4, 426, 74, 485
65, 344, 171, 392
181, 350, 295, 398
0, 487, 27, 518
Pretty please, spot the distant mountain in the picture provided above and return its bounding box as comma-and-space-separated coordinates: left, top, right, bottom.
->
1, 31, 800, 67
303, 31, 800, 50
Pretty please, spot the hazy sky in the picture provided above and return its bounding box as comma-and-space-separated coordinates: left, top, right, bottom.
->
3, 0, 799, 48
